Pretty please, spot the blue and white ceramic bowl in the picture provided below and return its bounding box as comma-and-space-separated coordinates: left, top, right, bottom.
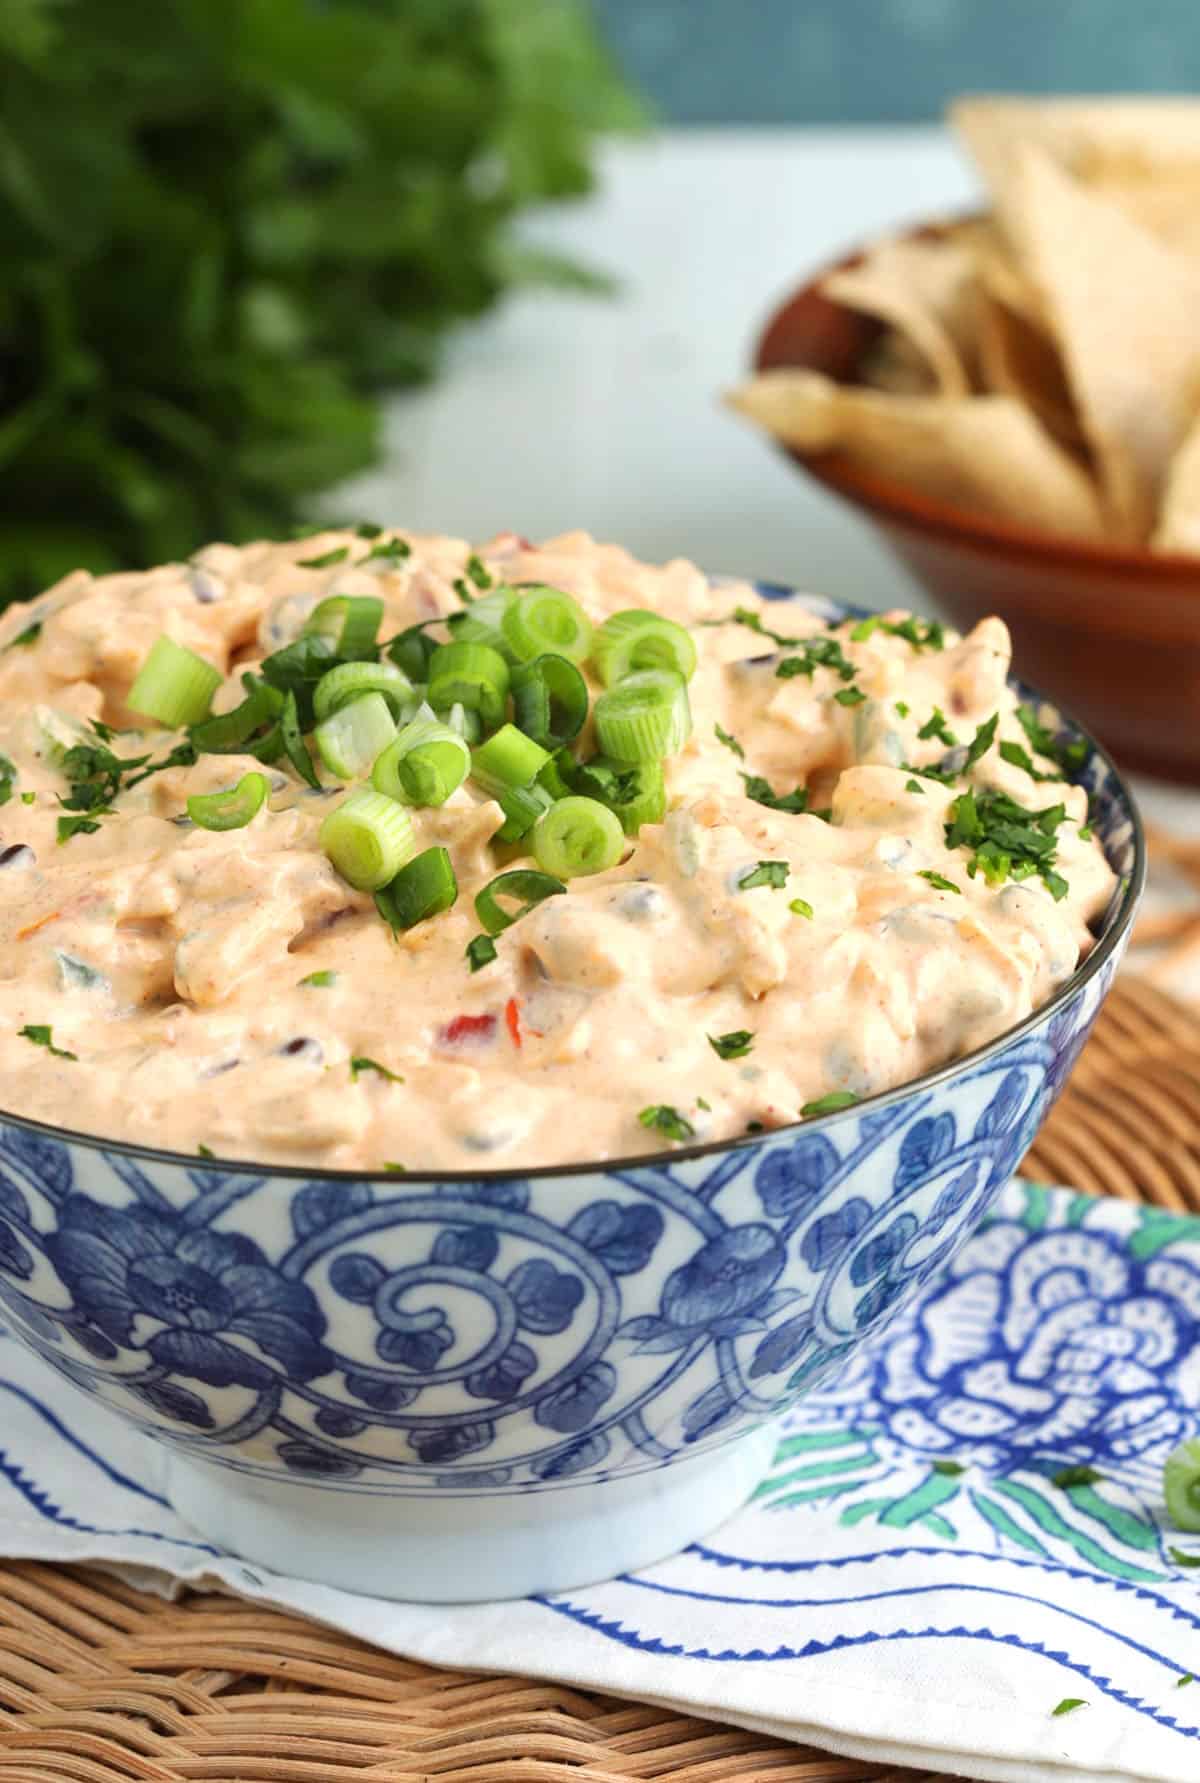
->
0, 589, 1143, 1601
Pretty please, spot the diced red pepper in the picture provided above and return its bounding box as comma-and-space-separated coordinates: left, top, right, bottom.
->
439, 1012, 497, 1048
505, 997, 522, 1048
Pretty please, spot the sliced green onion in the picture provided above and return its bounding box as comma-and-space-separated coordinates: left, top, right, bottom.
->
533, 796, 624, 878
511, 653, 588, 748
386, 624, 439, 682
537, 751, 575, 801
593, 609, 697, 686
320, 788, 416, 891
314, 693, 396, 780
571, 754, 666, 835
372, 717, 470, 807
280, 690, 319, 788
428, 640, 510, 732
1165, 1439, 1200, 1533
500, 585, 592, 663
447, 586, 516, 654
186, 771, 269, 832
494, 780, 554, 842
466, 933, 498, 972
313, 659, 413, 722
189, 677, 284, 756
470, 723, 550, 797
127, 636, 222, 727
594, 669, 691, 762
475, 868, 566, 935
303, 594, 384, 660
445, 700, 481, 744
375, 845, 458, 931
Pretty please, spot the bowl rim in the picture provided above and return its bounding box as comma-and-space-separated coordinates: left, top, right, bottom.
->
754, 210, 1200, 583
0, 587, 1146, 1186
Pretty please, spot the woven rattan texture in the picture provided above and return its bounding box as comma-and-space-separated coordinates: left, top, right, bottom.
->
2, 974, 1197, 1783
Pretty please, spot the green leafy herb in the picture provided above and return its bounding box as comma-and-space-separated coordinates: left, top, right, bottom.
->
714, 722, 744, 758
738, 860, 789, 892
1178, 1674, 1195, 1688
801, 1091, 860, 1117
905, 778, 925, 795
350, 1056, 403, 1083
776, 635, 857, 683
963, 712, 999, 769
1051, 1699, 1086, 1717
834, 685, 866, 707
741, 773, 809, 815
465, 553, 492, 589
895, 700, 910, 717
0, 4, 641, 605
918, 706, 958, 747
932, 1460, 965, 1476
5, 620, 41, 650
638, 1103, 695, 1143
918, 870, 961, 894
789, 897, 814, 919
300, 970, 336, 988
745, 1119, 765, 1133
945, 788, 1069, 900
355, 523, 383, 540
197, 1143, 215, 1159
696, 1096, 711, 1111
1078, 822, 1094, 840
719, 605, 806, 648
902, 761, 959, 786
56, 730, 200, 842
298, 547, 349, 569
466, 933, 499, 972
1051, 1465, 1105, 1489
18, 1023, 76, 1060
1016, 704, 1088, 775
383, 1161, 408, 1174
999, 740, 1064, 783
709, 1030, 754, 1061
19, 791, 34, 805
364, 536, 413, 569
1169, 1547, 1200, 1568
0, 751, 15, 807
852, 615, 945, 651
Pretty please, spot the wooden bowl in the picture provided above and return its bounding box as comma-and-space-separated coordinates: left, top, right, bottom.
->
753, 226, 1200, 784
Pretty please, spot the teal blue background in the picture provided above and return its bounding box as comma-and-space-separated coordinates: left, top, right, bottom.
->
591, 0, 1196, 123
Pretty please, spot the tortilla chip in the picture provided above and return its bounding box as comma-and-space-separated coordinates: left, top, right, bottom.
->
821, 235, 978, 397
976, 293, 1087, 453
950, 216, 1046, 327
1098, 172, 1200, 261
1154, 414, 1200, 553
993, 146, 1200, 541
952, 95, 1200, 191
727, 369, 1107, 540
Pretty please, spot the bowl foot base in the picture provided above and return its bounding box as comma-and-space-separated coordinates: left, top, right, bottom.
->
160, 1424, 778, 1602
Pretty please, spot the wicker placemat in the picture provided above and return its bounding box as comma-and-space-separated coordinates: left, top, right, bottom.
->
2, 973, 1198, 1783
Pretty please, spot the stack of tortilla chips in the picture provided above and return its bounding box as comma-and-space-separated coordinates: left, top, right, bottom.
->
730, 97, 1200, 552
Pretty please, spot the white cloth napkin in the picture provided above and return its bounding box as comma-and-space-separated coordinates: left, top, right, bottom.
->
3, 1179, 1199, 1783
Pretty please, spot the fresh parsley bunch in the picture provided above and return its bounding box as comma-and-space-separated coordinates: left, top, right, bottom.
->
0, 0, 642, 604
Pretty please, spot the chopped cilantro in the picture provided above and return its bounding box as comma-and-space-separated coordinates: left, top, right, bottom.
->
945, 788, 1069, 899
905, 778, 925, 795
359, 535, 411, 568
789, 897, 814, 919
383, 1161, 408, 1174
932, 1459, 965, 1476
1000, 739, 1064, 783
895, 700, 910, 717
465, 553, 492, 589
466, 934, 499, 973
776, 634, 856, 683
19, 791, 34, 805
5, 620, 42, 650
1078, 822, 1094, 840
350, 1056, 403, 1083
0, 752, 15, 807
1179, 1674, 1195, 1688
297, 546, 349, 568
1016, 702, 1087, 774
902, 761, 959, 786
696, 1095, 711, 1112
197, 1143, 215, 1159
1051, 1464, 1104, 1489
738, 860, 789, 892
852, 614, 945, 651
638, 1104, 695, 1143
918, 706, 958, 747
708, 1030, 754, 1060
714, 722, 744, 758
300, 970, 336, 988
720, 605, 806, 648
834, 685, 866, 707
18, 1024, 76, 1060
740, 773, 809, 815
918, 870, 961, 894
1051, 1699, 1086, 1717
801, 1091, 860, 1117
963, 712, 999, 769
355, 522, 383, 540
56, 733, 198, 844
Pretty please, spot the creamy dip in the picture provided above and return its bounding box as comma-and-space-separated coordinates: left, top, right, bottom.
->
0, 529, 1116, 1171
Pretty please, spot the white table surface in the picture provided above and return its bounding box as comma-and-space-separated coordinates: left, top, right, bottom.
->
340, 126, 1200, 976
